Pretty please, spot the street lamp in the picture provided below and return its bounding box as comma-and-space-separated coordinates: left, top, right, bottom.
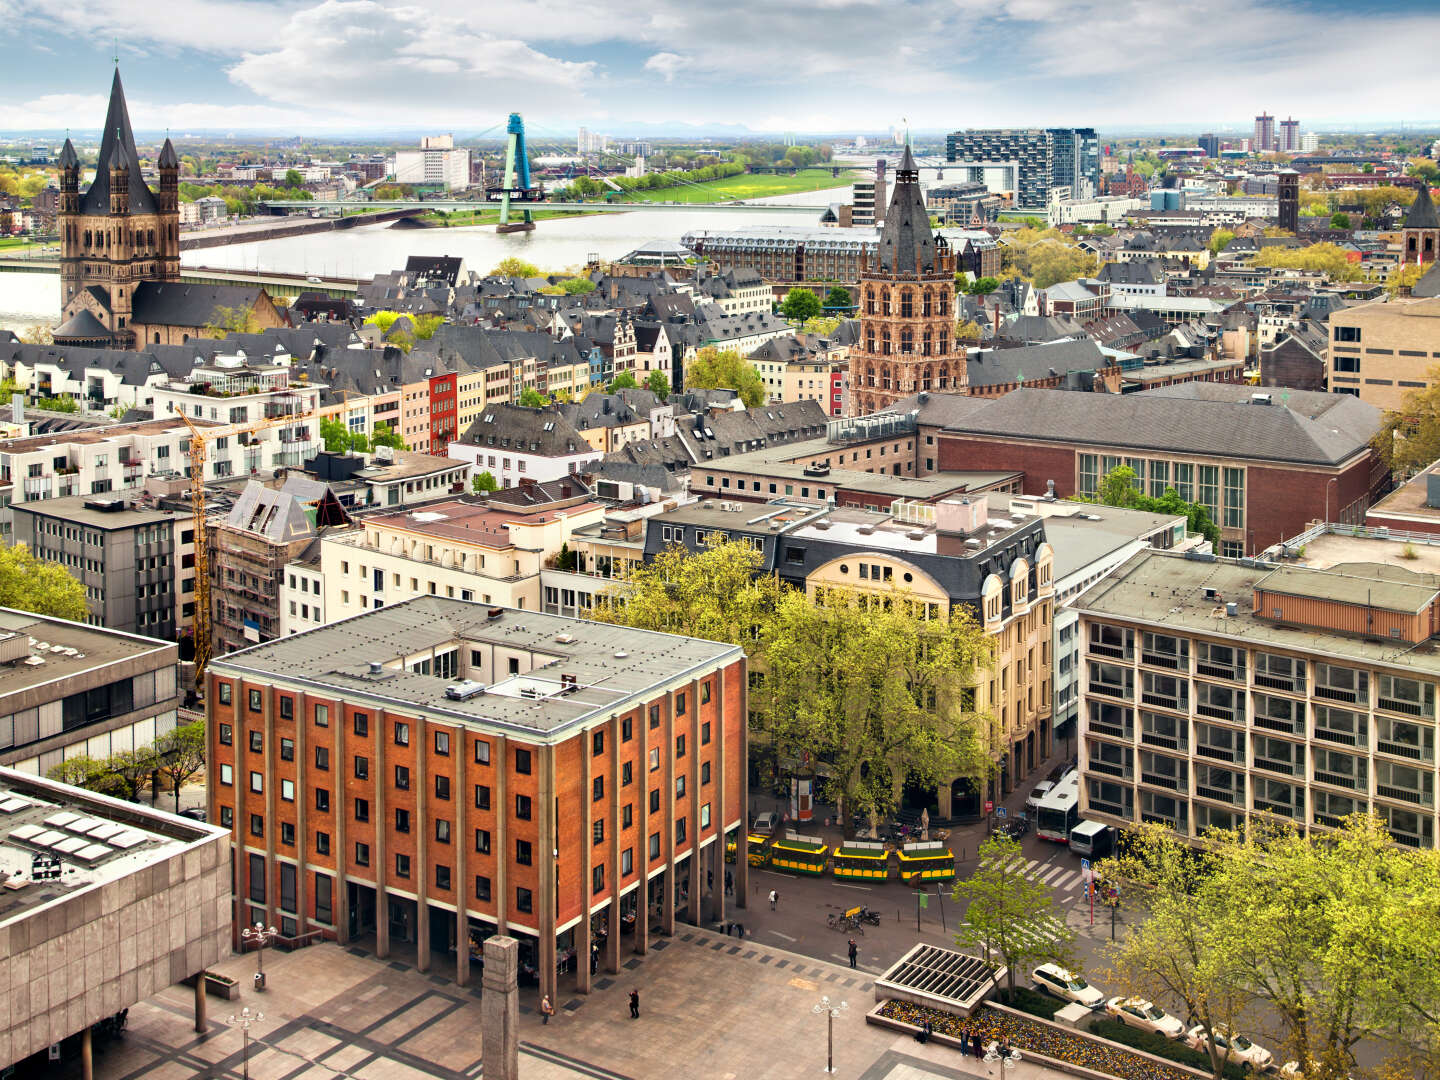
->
226, 1006, 264, 1080
242, 921, 279, 990
812, 995, 848, 1075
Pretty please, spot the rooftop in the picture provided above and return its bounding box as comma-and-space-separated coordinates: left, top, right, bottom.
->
11, 493, 185, 529
211, 597, 741, 738
0, 417, 218, 455
1365, 463, 1440, 526
356, 496, 603, 547
0, 609, 174, 702
1077, 549, 1440, 675
0, 765, 225, 926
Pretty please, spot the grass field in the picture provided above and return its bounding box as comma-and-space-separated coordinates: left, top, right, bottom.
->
616, 169, 856, 204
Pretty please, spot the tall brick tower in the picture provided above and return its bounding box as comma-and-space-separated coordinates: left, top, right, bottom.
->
848, 145, 964, 416
55, 66, 181, 347
1277, 170, 1299, 235
1403, 184, 1439, 264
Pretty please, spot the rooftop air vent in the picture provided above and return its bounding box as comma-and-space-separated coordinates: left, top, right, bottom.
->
488, 607, 504, 620
555, 633, 576, 644
368, 661, 383, 675
613, 650, 629, 659
445, 680, 487, 701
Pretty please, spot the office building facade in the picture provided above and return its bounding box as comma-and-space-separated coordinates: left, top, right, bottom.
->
945, 128, 1097, 210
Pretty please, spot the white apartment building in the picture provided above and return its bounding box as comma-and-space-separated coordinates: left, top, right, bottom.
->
391, 134, 470, 191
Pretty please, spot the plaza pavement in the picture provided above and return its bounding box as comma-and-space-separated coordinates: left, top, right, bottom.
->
65, 927, 1073, 1080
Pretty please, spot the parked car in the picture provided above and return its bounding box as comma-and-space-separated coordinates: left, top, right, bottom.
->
752, 811, 779, 834
1032, 963, 1104, 1008
1024, 781, 1054, 814
178, 807, 207, 822
1104, 996, 1185, 1039
1186, 1024, 1274, 1070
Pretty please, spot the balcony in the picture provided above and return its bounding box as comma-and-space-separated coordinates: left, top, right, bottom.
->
1315, 685, 1361, 704
1196, 702, 1240, 722
1254, 673, 1304, 693
1087, 759, 1132, 780
1088, 642, 1131, 661
1196, 663, 1241, 681
1253, 714, 1301, 736
1140, 730, 1186, 752
1376, 785, 1431, 808
1089, 682, 1132, 701
1377, 739, 1430, 762
1314, 770, 1362, 790
1377, 696, 1429, 719
1140, 772, 1183, 792
1195, 785, 1241, 806
1195, 744, 1240, 763
1140, 651, 1182, 670
1142, 693, 1187, 712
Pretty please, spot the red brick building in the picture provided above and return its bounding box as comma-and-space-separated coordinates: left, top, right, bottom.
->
920, 383, 1387, 556
208, 597, 747, 1007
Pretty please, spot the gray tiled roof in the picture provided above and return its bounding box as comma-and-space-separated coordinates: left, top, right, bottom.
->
875, 146, 938, 275
79, 70, 158, 217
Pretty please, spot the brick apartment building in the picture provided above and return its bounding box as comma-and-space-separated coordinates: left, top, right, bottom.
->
208, 598, 747, 1007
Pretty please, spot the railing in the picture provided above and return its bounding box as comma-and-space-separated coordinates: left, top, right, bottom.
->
1315, 686, 1361, 704
1143, 693, 1187, 711
1196, 663, 1240, 681
1253, 715, 1301, 736
1089, 682, 1132, 700
1141, 652, 1182, 670
1087, 720, 1133, 741
1196, 785, 1240, 805
1252, 758, 1299, 776
1140, 772, 1183, 791
1315, 770, 1363, 790
1313, 727, 1360, 747
1254, 673, 1305, 693
1377, 784, 1431, 807
1253, 799, 1299, 818
1377, 740, 1430, 762
1140, 731, 1185, 751
1088, 642, 1131, 660
1196, 744, 1240, 763
1087, 759, 1131, 779
1377, 697, 1429, 719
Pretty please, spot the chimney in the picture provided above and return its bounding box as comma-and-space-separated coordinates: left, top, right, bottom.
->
11, 393, 23, 426
1045, 479, 1056, 500
935, 496, 988, 535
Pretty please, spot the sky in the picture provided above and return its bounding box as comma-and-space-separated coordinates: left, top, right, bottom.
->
0, 0, 1438, 138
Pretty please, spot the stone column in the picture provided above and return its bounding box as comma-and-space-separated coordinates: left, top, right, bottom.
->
576, 733, 592, 995
193, 974, 207, 1034
537, 743, 558, 1008
481, 936, 520, 1080
416, 717, 431, 974
81, 1027, 92, 1080
374, 708, 390, 960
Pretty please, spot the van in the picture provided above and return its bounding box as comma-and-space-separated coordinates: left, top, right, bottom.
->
1069, 819, 1113, 859
752, 811, 779, 834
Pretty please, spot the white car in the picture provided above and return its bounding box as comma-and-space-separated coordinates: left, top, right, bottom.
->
1032, 963, 1104, 1008
1104, 996, 1185, 1039
1186, 1024, 1274, 1070
752, 811, 779, 834
1024, 781, 1054, 814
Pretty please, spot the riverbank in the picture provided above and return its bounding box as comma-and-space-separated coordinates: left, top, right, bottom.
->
418, 206, 603, 228
617, 169, 857, 204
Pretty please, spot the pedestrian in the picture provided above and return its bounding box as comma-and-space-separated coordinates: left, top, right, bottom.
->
769, 888, 778, 911
736, 923, 745, 940
629, 988, 640, 1019
971, 1032, 983, 1059
540, 995, 554, 1025
847, 939, 858, 969
590, 943, 599, 975
707, 869, 713, 890
725, 870, 733, 896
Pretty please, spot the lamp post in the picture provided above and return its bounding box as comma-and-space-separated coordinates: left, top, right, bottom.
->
812, 994, 848, 1075
226, 1006, 264, 1080
242, 921, 279, 990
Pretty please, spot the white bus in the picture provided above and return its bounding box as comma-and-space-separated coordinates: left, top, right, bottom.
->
1036, 773, 1081, 843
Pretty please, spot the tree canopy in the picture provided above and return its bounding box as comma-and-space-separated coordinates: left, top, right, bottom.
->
0, 544, 87, 621
823, 285, 853, 310
1373, 367, 1440, 474
1086, 465, 1221, 545
1000, 227, 1099, 289
472, 470, 499, 494
518, 387, 547, 408
646, 370, 671, 397
1252, 242, 1365, 281
780, 289, 822, 323
966, 276, 1000, 296
684, 346, 767, 407
606, 372, 639, 393
203, 303, 264, 339
490, 257, 540, 278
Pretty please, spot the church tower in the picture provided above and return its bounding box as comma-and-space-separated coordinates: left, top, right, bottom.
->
55, 67, 181, 347
847, 145, 965, 416
1403, 184, 1439, 265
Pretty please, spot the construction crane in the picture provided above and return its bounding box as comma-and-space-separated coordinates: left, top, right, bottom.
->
179, 400, 316, 689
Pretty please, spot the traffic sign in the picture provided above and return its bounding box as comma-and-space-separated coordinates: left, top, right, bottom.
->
984, 800, 994, 814
1080, 858, 1090, 874
996, 806, 1007, 819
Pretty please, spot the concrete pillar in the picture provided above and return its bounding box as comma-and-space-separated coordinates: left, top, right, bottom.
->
687, 851, 701, 926
537, 743, 558, 1009
456, 724, 470, 988
605, 897, 621, 974
712, 839, 726, 926
735, 659, 750, 909
81, 1027, 92, 1080
416, 718, 431, 975
481, 936, 520, 1080
194, 974, 207, 1034
635, 879, 650, 956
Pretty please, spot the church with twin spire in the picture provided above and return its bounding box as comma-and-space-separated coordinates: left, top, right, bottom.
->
54, 66, 182, 347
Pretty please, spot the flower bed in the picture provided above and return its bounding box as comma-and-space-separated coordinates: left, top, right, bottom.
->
1091, 1019, 1245, 1080
875, 1000, 1207, 1080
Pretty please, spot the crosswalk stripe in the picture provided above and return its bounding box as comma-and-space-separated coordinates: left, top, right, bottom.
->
1038, 863, 1069, 884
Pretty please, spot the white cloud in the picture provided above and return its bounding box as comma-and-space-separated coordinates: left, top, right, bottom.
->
643, 52, 687, 83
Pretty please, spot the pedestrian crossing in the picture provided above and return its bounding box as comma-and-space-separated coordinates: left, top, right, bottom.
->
1018, 856, 1086, 894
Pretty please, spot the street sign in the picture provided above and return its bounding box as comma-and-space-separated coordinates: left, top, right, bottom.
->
984, 800, 993, 814
996, 806, 1007, 819
919, 893, 929, 909
1080, 858, 1090, 875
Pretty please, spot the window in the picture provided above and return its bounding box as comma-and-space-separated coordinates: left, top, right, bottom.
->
676, 733, 686, 758
435, 775, 451, 800
218, 683, 232, 706
648, 832, 660, 860
623, 803, 633, 828
436, 865, 451, 891
434, 730, 450, 756
436, 819, 451, 844
354, 756, 369, 780
593, 819, 605, 845
622, 761, 633, 786
516, 794, 532, 820
592, 866, 605, 895
395, 808, 411, 833
592, 730, 605, 756
621, 847, 633, 875
248, 689, 262, 712
280, 738, 294, 762
1332, 355, 1360, 373
353, 712, 369, 737
516, 887, 533, 913
248, 853, 266, 903
474, 739, 491, 765
676, 817, 687, 843
219, 723, 232, 746
250, 731, 263, 753
649, 747, 660, 771
515, 747, 532, 774
396, 853, 411, 878
355, 842, 371, 867
676, 775, 686, 798
701, 721, 711, 746
516, 838, 533, 865
475, 828, 491, 854
475, 876, 492, 902
250, 814, 264, 837
701, 680, 712, 705
316, 788, 330, 812
676, 692, 687, 717
701, 803, 711, 829
394, 721, 410, 746
315, 874, 333, 924
395, 765, 410, 790
314, 704, 329, 727
281, 779, 295, 802
355, 798, 370, 822
475, 784, 491, 810
622, 715, 633, 742
317, 832, 331, 855
701, 761, 711, 785
649, 789, 660, 813
249, 771, 263, 794
649, 705, 660, 730
279, 696, 294, 721
593, 776, 605, 802
1334, 325, 1361, 343
219, 806, 233, 827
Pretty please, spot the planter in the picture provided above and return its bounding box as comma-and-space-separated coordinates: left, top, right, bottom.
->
204, 971, 240, 1000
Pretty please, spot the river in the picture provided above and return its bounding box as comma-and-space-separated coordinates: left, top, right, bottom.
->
0, 170, 950, 331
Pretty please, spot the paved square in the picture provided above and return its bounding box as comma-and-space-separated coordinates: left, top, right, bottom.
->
63, 928, 1074, 1079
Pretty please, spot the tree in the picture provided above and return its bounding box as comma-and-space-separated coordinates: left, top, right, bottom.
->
1087, 466, 1221, 546
1410, 162, 1440, 184
561, 277, 597, 295
954, 834, 1075, 1000
1374, 369, 1440, 474
101, 749, 156, 803
18, 324, 52, 345
203, 303, 263, 339
684, 346, 767, 407
1387, 263, 1428, 297
646, 370, 671, 397
1330, 212, 1351, 229
518, 387, 547, 408
954, 319, 983, 343
823, 285, 853, 310
364, 310, 400, 332
284, 169, 304, 189
1252, 242, 1364, 281
412, 314, 444, 340
802, 316, 842, 336
1208, 229, 1236, 255
1000, 226, 1098, 289
490, 257, 540, 278
320, 417, 352, 453
0, 544, 87, 621
966, 276, 1000, 296
47, 755, 120, 796
153, 721, 206, 812
371, 423, 404, 450
780, 289, 821, 324
472, 471, 499, 494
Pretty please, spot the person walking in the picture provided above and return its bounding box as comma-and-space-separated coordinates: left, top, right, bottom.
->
970, 1032, 983, 1059
735, 923, 745, 940
629, 989, 640, 1020
725, 869, 733, 896
769, 888, 778, 911
847, 939, 858, 969
540, 995, 554, 1025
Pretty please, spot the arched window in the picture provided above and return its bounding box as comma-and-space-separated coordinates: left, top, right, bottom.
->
147, 228, 155, 249
83, 230, 90, 248
865, 327, 875, 354
865, 364, 876, 388
940, 332, 949, 354
154, 332, 161, 344
922, 329, 932, 356
882, 366, 892, 390
922, 290, 933, 316
938, 293, 949, 316
900, 289, 914, 317
881, 330, 891, 355
900, 329, 913, 354
939, 365, 950, 389
864, 286, 876, 315
882, 290, 891, 316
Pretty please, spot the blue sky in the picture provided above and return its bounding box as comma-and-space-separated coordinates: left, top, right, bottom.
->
1, 0, 1438, 136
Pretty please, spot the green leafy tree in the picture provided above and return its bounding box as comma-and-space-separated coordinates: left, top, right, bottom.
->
490, 257, 540, 278
966, 276, 1000, 296
1087, 466, 1221, 545
364, 310, 400, 332
1330, 212, 1351, 229
203, 303, 263, 339
411, 314, 444, 340
780, 289, 822, 323
102, 749, 157, 803
551, 542, 578, 572
284, 169, 304, 189
349, 430, 370, 453
954, 319, 984, 343
1208, 229, 1236, 254
47, 755, 120, 796
1410, 161, 1439, 184
646, 370, 671, 397
561, 277, 597, 295
472, 470, 499, 494
153, 721, 207, 812
370, 423, 404, 450
320, 417, 352, 453
954, 833, 1075, 1000
684, 346, 767, 407
1373, 368, 1440, 474
0, 544, 87, 621
606, 372, 639, 393
823, 285, 852, 310
518, 387, 547, 407
1000, 226, 1099, 288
